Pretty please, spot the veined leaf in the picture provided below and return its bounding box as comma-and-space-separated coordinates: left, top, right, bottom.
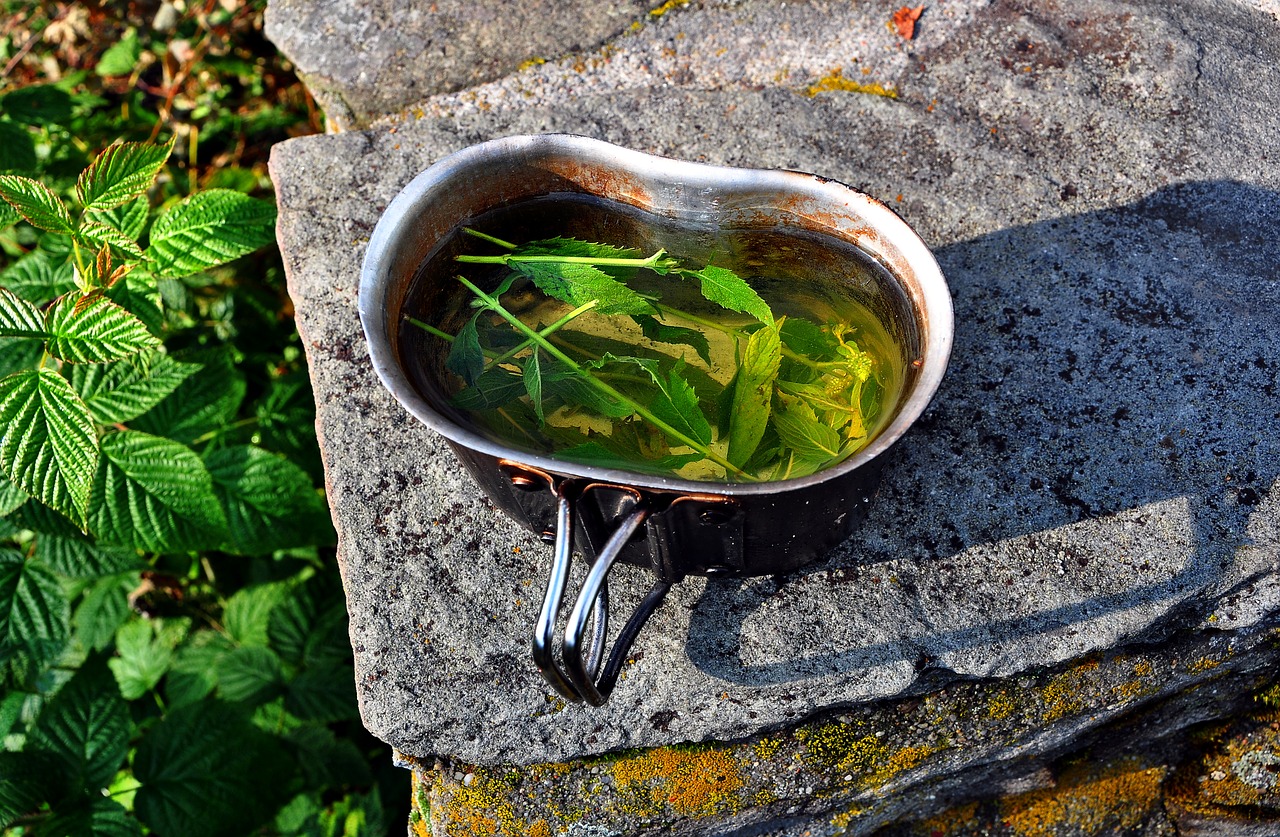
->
104, 271, 164, 336
523, 348, 544, 423
773, 398, 842, 461
0, 475, 26, 516
554, 441, 702, 474
451, 366, 525, 411
0, 175, 74, 233
224, 582, 289, 648
36, 528, 142, 578
0, 368, 99, 523
0, 286, 46, 339
0, 338, 41, 378
166, 631, 233, 709
77, 139, 173, 212
779, 316, 837, 361
131, 349, 244, 443
28, 657, 130, 790
603, 355, 711, 446
689, 265, 774, 326
516, 237, 641, 260
44, 294, 160, 363
0, 248, 76, 304
0, 751, 68, 826
0, 550, 69, 673
0, 120, 37, 174
73, 574, 137, 652
445, 315, 484, 385
88, 431, 228, 553
108, 618, 177, 699
40, 797, 141, 837
86, 196, 149, 241
0, 199, 16, 232
146, 189, 276, 279
204, 446, 332, 556
216, 645, 284, 706
284, 662, 358, 722
541, 357, 633, 419
633, 314, 712, 365
727, 325, 780, 466
72, 354, 200, 424
514, 260, 654, 316
75, 220, 145, 261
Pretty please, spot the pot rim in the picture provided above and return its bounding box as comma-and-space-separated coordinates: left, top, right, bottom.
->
359, 133, 953, 497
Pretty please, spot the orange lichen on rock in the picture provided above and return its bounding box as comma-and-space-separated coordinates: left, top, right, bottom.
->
1040, 659, 1101, 722
999, 758, 1167, 837
803, 68, 898, 99
436, 770, 528, 837
918, 801, 980, 836
610, 745, 746, 818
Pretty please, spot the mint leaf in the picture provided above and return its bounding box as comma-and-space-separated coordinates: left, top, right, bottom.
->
77, 139, 173, 212
689, 265, 774, 326
0, 368, 99, 524
445, 315, 484, 385
44, 294, 160, 363
204, 445, 332, 555
773, 398, 842, 461
146, 189, 276, 279
88, 431, 228, 552
523, 348, 544, 423
727, 325, 780, 466
0, 286, 47, 339
633, 314, 711, 365
28, 657, 131, 790
514, 260, 653, 316
0, 550, 69, 673
0, 174, 74, 233
72, 354, 200, 424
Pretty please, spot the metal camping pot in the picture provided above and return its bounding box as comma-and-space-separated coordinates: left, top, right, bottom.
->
359, 134, 953, 706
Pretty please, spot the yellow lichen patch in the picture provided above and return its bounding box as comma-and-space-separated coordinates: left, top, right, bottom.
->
438, 770, 528, 837
883, 744, 941, 778
803, 68, 898, 99
754, 736, 783, 761
999, 759, 1166, 837
829, 804, 866, 830
988, 691, 1016, 720
518, 57, 546, 71
1256, 684, 1280, 709
648, 0, 689, 17
797, 722, 889, 776
528, 820, 552, 837
610, 745, 746, 818
1188, 655, 1225, 674
1133, 660, 1154, 677
1040, 660, 1100, 722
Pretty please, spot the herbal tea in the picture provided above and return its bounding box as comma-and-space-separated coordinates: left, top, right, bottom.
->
399, 197, 911, 483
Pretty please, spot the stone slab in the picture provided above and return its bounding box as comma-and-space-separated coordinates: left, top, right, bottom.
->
269, 0, 1280, 768
263, 0, 652, 129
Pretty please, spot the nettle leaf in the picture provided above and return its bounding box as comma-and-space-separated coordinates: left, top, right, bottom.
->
88, 431, 228, 553
44, 294, 160, 363
0, 368, 99, 523
216, 645, 284, 706
604, 355, 711, 446
780, 316, 837, 362
514, 260, 654, 316
108, 618, 176, 700
27, 657, 131, 790
0, 550, 69, 672
204, 446, 332, 556
131, 349, 243, 444
633, 314, 712, 365
76, 139, 173, 212
146, 189, 276, 279
451, 365, 525, 411
72, 354, 199, 424
1, 248, 76, 304
0, 175, 75, 233
517, 237, 641, 260
727, 325, 781, 466
73, 574, 137, 652
523, 348, 545, 423
445, 315, 485, 385
0, 286, 46, 338
542, 357, 632, 419
0, 120, 37, 174
689, 265, 774, 326
773, 398, 842, 461
133, 700, 293, 837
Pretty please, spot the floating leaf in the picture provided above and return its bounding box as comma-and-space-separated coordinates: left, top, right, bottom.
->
633, 314, 712, 365
514, 260, 654, 316
727, 325, 781, 466
779, 316, 836, 361
146, 189, 276, 279
445, 315, 484, 385
688, 265, 774, 326
44, 294, 160, 363
602, 355, 711, 447
0, 368, 99, 523
517, 237, 641, 260
204, 446, 332, 555
523, 348, 544, 423
88, 431, 228, 553
450, 366, 525, 411
772, 398, 842, 461
77, 139, 173, 212
0, 175, 74, 233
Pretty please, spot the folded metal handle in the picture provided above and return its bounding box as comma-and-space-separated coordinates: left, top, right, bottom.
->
532, 484, 671, 706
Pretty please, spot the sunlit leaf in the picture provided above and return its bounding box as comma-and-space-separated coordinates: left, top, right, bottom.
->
688, 264, 774, 326
0, 175, 74, 233
204, 446, 332, 555
71, 354, 200, 424
146, 189, 276, 279
44, 294, 160, 363
76, 139, 173, 212
727, 325, 780, 466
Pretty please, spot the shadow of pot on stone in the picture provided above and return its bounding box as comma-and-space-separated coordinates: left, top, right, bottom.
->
684, 180, 1280, 688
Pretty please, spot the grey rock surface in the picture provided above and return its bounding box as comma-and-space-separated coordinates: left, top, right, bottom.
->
263, 0, 652, 129
269, 0, 1280, 767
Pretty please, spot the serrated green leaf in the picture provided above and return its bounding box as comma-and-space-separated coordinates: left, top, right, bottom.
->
1, 248, 76, 304
590, 354, 711, 446
72, 354, 199, 424
41, 797, 141, 837
104, 271, 164, 336
224, 582, 288, 648
88, 431, 228, 553
8, 498, 83, 538
0, 86, 72, 126
285, 662, 358, 722
72, 574, 137, 652
727, 325, 780, 466
772, 398, 842, 461
0, 200, 16, 231
146, 190, 276, 279
287, 725, 375, 790
514, 260, 654, 316
633, 314, 712, 365
451, 365, 526, 411
0, 175, 74, 233
252, 373, 321, 478
43, 294, 160, 363
0, 750, 68, 827
0, 550, 69, 674
96, 29, 141, 77
0, 286, 46, 338
779, 316, 836, 361
516, 237, 641, 260
689, 265, 774, 326
74, 220, 145, 260
0, 368, 99, 523
108, 619, 172, 699
542, 356, 633, 419
76, 139, 173, 212
28, 657, 130, 790
0, 120, 37, 174
35, 533, 141, 578
85, 196, 149, 241
445, 315, 484, 385
0, 474, 27, 515
133, 700, 293, 837
523, 348, 544, 423
166, 631, 233, 709
204, 446, 331, 555
216, 645, 284, 705
131, 349, 245, 443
